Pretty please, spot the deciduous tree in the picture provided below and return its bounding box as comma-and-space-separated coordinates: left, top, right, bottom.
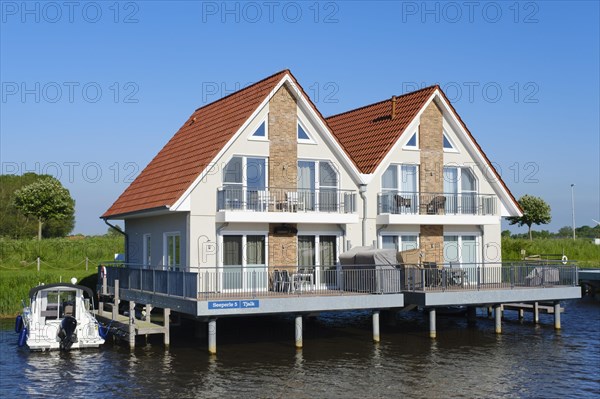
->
13, 177, 75, 240
506, 195, 551, 240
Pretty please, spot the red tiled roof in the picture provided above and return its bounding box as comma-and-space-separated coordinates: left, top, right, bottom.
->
102, 70, 289, 218
325, 86, 438, 174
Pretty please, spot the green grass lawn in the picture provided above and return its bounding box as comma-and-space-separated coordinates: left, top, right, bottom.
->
502, 237, 600, 267
0, 236, 123, 317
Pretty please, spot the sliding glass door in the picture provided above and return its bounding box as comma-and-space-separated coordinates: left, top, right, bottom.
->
298, 235, 337, 288
222, 235, 267, 291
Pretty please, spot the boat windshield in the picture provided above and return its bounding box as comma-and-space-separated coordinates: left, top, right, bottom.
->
41, 290, 77, 320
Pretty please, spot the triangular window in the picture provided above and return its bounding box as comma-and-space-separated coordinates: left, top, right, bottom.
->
298, 123, 310, 140
403, 131, 418, 149
252, 121, 266, 138
443, 131, 457, 151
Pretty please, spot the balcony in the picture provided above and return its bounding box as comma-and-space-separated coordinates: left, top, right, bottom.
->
216, 187, 358, 224
377, 191, 498, 225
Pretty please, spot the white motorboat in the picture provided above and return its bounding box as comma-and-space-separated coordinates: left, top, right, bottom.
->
16, 280, 105, 351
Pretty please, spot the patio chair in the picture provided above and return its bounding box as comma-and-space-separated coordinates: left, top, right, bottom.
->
272, 269, 281, 292
280, 270, 292, 293
286, 192, 304, 212
426, 196, 446, 214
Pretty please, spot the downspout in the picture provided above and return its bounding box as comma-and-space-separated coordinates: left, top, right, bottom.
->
359, 185, 368, 247
376, 224, 389, 249
337, 224, 346, 252
103, 218, 128, 263
215, 223, 229, 269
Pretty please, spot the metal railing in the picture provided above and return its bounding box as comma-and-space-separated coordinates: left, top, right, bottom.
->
401, 262, 578, 292
378, 191, 497, 216
217, 187, 357, 214
98, 262, 577, 300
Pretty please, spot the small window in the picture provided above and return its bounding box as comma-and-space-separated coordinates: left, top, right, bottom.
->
443, 131, 457, 151
252, 121, 266, 138
404, 131, 418, 149
298, 123, 311, 141
165, 233, 181, 269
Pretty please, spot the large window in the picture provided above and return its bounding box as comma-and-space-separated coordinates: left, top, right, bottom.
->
381, 164, 418, 213
298, 160, 338, 211
444, 235, 478, 266
222, 234, 267, 290
164, 233, 180, 270
298, 235, 337, 287
381, 235, 418, 252
443, 167, 477, 214
222, 156, 267, 210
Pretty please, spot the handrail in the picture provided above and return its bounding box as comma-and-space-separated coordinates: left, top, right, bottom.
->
377, 191, 497, 216
217, 186, 357, 213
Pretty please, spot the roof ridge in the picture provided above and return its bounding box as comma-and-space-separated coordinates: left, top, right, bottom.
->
326, 84, 439, 120
192, 69, 290, 113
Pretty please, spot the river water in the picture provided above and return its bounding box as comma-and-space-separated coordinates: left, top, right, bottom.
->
1, 298, 598, 398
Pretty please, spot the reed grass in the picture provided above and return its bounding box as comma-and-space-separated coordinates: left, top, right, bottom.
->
502, 237, 600, 267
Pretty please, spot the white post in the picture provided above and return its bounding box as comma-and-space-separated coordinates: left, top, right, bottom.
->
495, 305, 502, 334
295, 315, 303, 349
208, 318, 217, 355
372, 310, 380, 343
554, 302, 561, 330
37, 257, 40, 272
429, 308, 436, 339
85, 257, 89, 271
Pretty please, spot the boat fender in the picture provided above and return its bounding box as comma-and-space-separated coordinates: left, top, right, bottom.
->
15, 315, 23, 333
561, 255, 568, 265
18, 327, 27, 347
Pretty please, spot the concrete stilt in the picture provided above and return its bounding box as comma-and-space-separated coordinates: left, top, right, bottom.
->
467, 306, 477, 325
295, 315, 303, 349
518, 309, 524, 320
113, 280, 120, 320
494, 305, 502, 334
163, 308, 170, 347
208, 318, 217, 355
429, 308, 436, 339
533, 302, 539, 324
554, 302, 561, 330
372, 310, 380, 343
129, 300, 136, 349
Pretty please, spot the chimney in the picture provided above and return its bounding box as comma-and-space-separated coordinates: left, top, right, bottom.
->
391, 96, 397, 119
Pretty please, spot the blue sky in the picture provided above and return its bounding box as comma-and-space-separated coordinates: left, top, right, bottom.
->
1, 0, 599, 235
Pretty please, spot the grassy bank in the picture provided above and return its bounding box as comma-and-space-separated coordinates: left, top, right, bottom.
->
502, 237, 600, 267
0, 236, 123, 317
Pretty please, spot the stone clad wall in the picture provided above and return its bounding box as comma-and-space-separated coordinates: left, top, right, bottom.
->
419, 101, 444, 264
268, 84, 298, 267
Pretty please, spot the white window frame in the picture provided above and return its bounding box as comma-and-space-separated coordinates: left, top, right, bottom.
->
163, 232, 181, 270
143, 233, 151, 268
442, 130, 459, 153
443, 233, 480, 267
223, 155, 269, 210
218, 230, 269, 292
402, 129, 419, 150
297, 158, 340, 211
296, 231, 341, 288
248, 116, 269, 142
297, 120, 316, 144
379, 233, 420, 251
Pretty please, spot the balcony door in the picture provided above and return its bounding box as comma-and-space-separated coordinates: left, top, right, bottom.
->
381, 164, 418, 214
222, 234, 267, 291
222, 156, 267, 211
443, 167, 477, 214
298, 235, 338, 288
298, 160, 338, 212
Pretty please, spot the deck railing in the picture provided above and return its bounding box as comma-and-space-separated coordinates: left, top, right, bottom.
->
217, 187, 357, 214
402, 262, 578, 292
378, 191, 497, 216
99, 262, 578, 300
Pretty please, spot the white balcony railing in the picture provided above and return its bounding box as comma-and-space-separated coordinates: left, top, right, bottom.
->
217, 187, 357, 214
378, 191, 497, 216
